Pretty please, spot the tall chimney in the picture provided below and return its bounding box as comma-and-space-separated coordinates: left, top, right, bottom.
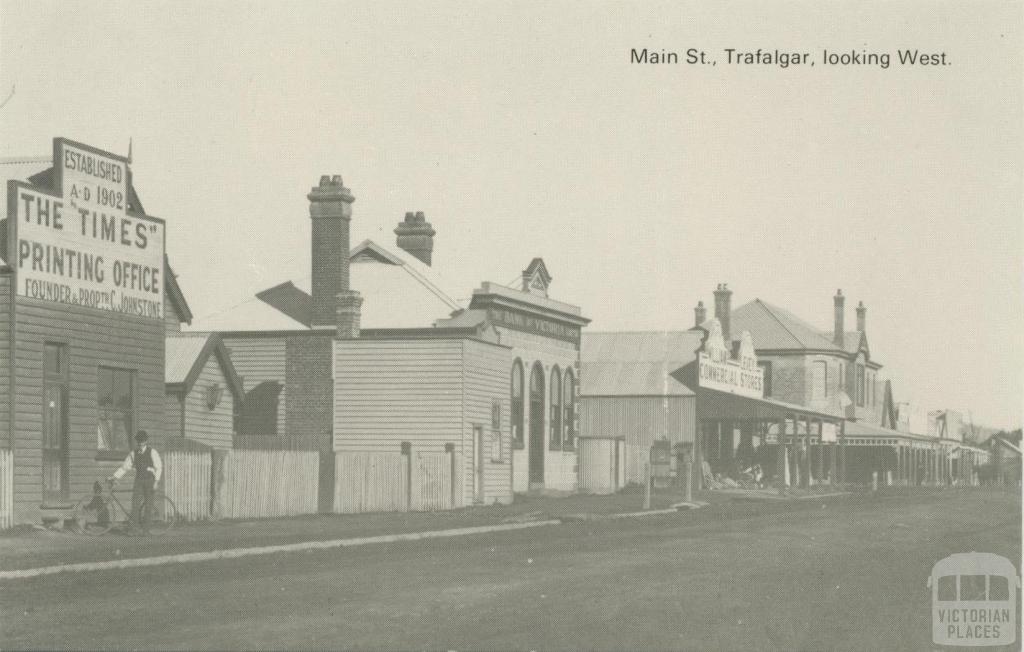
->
833, 289, 845, 348
713, 284, 732, 343
394, 211, 436, 266
856, 301, 866, 333
308, 175, 355, 328
694, 300, 706, 328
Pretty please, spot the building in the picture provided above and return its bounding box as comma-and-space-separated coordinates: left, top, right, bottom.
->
164, 333, 244, 449
0, 139, 192, 524
437, 262, 590, 493
579, 331, 699, 485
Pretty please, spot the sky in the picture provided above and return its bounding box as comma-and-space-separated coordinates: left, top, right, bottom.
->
1, 1, 1021, 429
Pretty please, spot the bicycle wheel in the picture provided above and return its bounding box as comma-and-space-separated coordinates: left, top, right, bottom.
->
72, 493, 115, 535
144, 492, 180, 536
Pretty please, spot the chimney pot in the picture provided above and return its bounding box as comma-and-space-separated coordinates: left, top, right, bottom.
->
856, 301, 866, 333
394, 210, 436, 266
319, 175, 331, 186
331, 175, 342, 184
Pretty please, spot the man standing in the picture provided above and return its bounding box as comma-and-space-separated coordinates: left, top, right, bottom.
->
109, 430, 163, 534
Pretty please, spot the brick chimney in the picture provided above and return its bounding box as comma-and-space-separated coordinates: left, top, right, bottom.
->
856, 301, 866, 333
694, 300, 706, 328
713, 284, 732, 343
394, 211, 436, 266
833, 289, 845, 348
336, 290, 363, 339
308, 175, 355, 328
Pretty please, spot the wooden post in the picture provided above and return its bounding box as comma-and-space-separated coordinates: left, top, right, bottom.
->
872, 471, 878, 491
838, 421, 847, 486
445, 442, 457, 509
684, 451, 693, 503
643, 461, 651, 510
401, 442, 412, 511
776, 419, 786, 495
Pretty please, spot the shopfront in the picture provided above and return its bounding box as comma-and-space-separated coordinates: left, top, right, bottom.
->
1, 138, 185, 524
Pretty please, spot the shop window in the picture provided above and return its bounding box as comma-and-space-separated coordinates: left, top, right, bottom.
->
758, 361, 772, 397
549, 366, 562, 451
98, 367, 135, 452
563, 369, 576, 450
856, 364, 865, 407
511, 359, 524, 449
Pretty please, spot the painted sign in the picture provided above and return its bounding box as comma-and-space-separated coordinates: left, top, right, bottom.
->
8, 139, 165, 319
486, 307, 581, 344
697, 320, 764, 398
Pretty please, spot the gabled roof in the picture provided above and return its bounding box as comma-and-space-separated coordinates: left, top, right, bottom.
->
701, 299, 842, 351
191, 239, 464, 332
991, 436, 1022, 456
165, 333, 243, 399
580, 331, 703, 397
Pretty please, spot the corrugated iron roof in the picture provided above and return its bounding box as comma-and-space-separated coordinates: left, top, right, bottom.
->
580, 331, 702, 396
165, 334, 211, 384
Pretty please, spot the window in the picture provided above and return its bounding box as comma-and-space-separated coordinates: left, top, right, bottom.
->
563, 369, 576, 450
758, 361, 773, 397
549, 366, 562, 450
811, 361, 827, 399
856, 364, 865, 407
98, 367, 135, 452
511, 360, 524, 449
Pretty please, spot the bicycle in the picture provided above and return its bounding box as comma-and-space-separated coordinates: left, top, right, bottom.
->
71, 479, 180, 536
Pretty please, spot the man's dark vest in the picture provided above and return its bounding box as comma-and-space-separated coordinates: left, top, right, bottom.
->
133, 447, 155, 482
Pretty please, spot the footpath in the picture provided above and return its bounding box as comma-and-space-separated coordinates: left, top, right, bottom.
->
0, 486, 855, 576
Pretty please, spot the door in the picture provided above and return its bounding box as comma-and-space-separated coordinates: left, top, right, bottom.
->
528, 363, 545, 484
474, 425, 485, 503
42, 344, 70, 504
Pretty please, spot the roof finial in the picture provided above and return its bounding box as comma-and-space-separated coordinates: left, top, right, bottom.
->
127, 137, 133, 165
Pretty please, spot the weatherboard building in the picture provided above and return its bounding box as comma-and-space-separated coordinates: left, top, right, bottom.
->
0, 138, 197, 525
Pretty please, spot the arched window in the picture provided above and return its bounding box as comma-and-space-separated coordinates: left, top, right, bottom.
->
549, 366, 562, 450
563, 369, 576, 449
511, 359, 524, 448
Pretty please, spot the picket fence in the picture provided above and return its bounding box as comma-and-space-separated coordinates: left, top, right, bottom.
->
215, 450, 319, 519
334, 451, 455, 514
162, 449, 319, 521
0, 449, 12, 530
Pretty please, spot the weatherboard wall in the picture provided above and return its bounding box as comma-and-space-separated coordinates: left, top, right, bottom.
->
9, 292, 165, 524
333, 337, 512, 506
182, 353, 235, 450
222, 335, 287, 437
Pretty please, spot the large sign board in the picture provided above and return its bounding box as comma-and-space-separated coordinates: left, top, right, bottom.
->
486, 306, 581, 344
697, 320, 764, 399
7, 138, 165, 319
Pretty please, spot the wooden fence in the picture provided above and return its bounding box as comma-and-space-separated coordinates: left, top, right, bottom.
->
335, 451, 456, 514
0, 449, 12, 530
164, 450, 213, 522
214, 450, 320, 519
162, 449, 320, 521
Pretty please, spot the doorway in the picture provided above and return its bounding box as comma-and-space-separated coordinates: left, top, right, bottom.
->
42, 344, 69, 505
528, 363, 545, 485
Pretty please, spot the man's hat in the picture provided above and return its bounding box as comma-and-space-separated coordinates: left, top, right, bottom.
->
135, 430, 149, 443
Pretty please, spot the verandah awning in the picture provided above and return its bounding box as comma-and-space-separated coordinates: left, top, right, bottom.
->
694, 387, 842, 424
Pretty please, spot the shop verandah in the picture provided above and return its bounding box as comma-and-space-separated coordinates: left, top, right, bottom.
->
693, 389, 990, 490
842, 421, 988, 487
694, 388, 846, 490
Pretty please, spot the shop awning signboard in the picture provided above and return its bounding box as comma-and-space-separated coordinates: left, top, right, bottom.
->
697, 322, 763, 399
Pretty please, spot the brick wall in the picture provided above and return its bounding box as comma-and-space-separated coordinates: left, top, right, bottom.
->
285, 334, 333, 450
